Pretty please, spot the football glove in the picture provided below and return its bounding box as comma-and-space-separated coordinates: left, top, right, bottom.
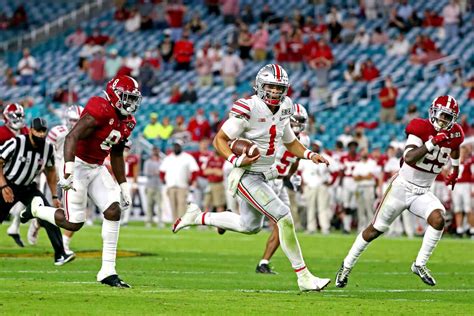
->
58, 175, 74, 191
119, 182, 132, 211
445, 171, 459, 190
431, 132, 449, 145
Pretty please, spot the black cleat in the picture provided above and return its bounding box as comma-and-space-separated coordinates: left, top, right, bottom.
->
20, 204, 33, 224
256, 263, 277, 274
335, 262, 352, 288
217, 228, 226, 235
54, 253, 76, 266
8, 233, 25, 247
411, 262, 436, 286
100, 275, 131, 288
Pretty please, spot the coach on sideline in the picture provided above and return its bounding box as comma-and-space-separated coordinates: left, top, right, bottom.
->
0, 117, 73, 265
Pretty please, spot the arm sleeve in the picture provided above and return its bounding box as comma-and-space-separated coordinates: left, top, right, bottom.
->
0, 138, 17, 162
282, 121, 297, 144
220, 116, 248, 139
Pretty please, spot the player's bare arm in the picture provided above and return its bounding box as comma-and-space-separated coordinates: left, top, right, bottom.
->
213, 129, 260, 167
446, 148, 460, 189
63, 114, 97, 175
45, 165, 61, 208
0, 158, 14, 203
284, 139, 329, 165
110, 141, 127, 184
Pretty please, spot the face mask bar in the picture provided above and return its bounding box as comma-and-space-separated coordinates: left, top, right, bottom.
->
116, 89, 142, 114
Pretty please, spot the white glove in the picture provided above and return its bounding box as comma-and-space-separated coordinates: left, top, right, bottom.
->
120, 182, 132, 211
263, 166, 279, 181
290, 174, 302, 187
58, 175, 75, 191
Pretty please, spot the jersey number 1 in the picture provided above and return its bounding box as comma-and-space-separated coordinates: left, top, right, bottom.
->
100, 130, 122, 151
266, 125, 276, 155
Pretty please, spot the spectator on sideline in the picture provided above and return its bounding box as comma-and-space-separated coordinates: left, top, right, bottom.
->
158, 31, 175, 71
124, 51, 142, 77
403, 103, 419, 124
143, 113, 161, 140
353, 27, 370, 46
379, 76, 398, 123
203, 149, 226, 214
160, 139, 199, 219
188, 12, 207, 39
169, 85, 182, 104
422, 9, 443, 27
442, 0, 461, 39
166, 1, 187, 41
173, 30, 194, 71
360, 59, 380, 81
195, 41, 214, 86
105, 49, 122, 80
86, 28, 113, 46
88, 50, 106, 86
125, 8, 141, 33
65, 27, 87, 47
410, 34, 443, 65
397, 0, 413, 22
343, 60, 360, 83
221, 47, 244, 87
274, 32, 290, 69
388, 7, 408, 32
371, 26, 389, 45
287, 30, 305, 71
142, 49, 161, 71
252, 23, 269, 62
434, 65, 452, 89
181, 82, 198, 103
187, 108, 211, 142
353, 127, 369, 151
17, 48, 37, 86
138, 60, 157, 97
328, 15, 343, 43
237, 23, 253, 61
144, 147, 163, 228
221, 0, 239, 24
114, 4, 129, 21
387, 33, 410, 56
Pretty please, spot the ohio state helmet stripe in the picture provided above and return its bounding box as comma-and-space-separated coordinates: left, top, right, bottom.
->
273, 64, 281, 80
233, 101, 250, 111
230, 108, 250, 119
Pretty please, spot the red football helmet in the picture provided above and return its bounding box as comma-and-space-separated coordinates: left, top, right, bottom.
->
104, 75, 142, 116
429, 95, 459, 131
3, 103, 25, 131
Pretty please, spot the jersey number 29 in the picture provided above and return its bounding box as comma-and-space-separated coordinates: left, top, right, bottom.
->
416, 145, 451, 173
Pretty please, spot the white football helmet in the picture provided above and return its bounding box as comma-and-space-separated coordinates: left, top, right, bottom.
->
254, 64, 289, 106
3, 103, 25, 131
291, 103, 308, 135
64, 104, 83, 129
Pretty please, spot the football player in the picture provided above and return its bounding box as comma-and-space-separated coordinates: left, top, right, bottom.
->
255, 103, 309, 274
452, 145, 474, 237
173, 64, 331, 291
339, 141, 360, 234
23, 75, 140, 287
27, 105, 84, 251
336, 95, 464, 287
0, 103, 29, 247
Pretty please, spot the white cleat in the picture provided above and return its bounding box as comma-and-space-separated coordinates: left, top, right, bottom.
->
27, 218, 41, 245
298, 272, 331, 292
172, 203, 202, 233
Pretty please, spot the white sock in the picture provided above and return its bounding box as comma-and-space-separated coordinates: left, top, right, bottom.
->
343, 214, 352, 232
63, 234, 71, 250
200, 212, 248, 233
277, 213, 306, 273
470, 227, 474, 235
343, 233, 370, 269
7, 213, 21, 235
259, 259, 269, 266
415, 225, 443, 266
34, 205, 58, 226
456, 226, 464, 234
97, 219, 120, 281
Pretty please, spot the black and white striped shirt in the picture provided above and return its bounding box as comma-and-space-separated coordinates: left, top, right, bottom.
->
0, 135, 54, 186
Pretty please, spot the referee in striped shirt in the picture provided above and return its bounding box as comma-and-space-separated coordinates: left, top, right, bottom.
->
0, 117, 73, 265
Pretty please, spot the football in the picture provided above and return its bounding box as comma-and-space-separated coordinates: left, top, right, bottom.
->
229, 138, 260, 158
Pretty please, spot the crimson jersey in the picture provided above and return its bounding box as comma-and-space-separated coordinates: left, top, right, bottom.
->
0, 125, 29, 145
125, 154, 140, 178
76, 96, 136, 165
400, 118, 464, 187
190, 151, 212, 178
457, 156, 474, 183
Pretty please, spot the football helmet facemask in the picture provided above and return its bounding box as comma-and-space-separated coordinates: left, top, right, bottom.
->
3, 103, 25, 131
254, 64, 289, 107
104, 75, 142, 116
291, 103, 308, 135
429, 95, 459, 131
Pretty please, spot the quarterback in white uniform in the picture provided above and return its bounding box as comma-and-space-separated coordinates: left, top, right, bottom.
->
28, 105, 83, 253
336, 95, 464, 288
173, 64, 331, 291
255, 103, 309, 274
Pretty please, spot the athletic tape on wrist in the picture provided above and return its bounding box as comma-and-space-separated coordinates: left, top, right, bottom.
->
424, 140, 434, 152
451, 158, 460, 167
227, 154, 237, 166
304, 149, 315, 160
64, 161, 74, 175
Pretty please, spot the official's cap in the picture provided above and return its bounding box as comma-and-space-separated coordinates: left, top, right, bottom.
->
30, 117, 48, 132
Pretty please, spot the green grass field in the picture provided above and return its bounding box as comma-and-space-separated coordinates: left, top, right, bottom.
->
0, 223, 472, 315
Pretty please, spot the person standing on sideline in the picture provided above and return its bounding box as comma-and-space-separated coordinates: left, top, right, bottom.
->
143, 147, 163, 228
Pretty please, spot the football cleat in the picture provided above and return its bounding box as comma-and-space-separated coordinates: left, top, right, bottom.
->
217, 228, 226, 235
297, 271, 331, 292
54, 253, 76, 266
256, 263, 277, 274
335, 262, 352, 288
27, 219, 41, 245
411, 262, 436, 286
172, 203, 202, 233
100, 275, 131, 288
8, 233, 24, 247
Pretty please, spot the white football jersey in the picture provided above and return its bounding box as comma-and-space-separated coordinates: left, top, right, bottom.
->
47, 124, 69, 177
222, 95, 296, 172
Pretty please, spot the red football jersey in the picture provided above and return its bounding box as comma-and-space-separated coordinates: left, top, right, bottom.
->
76, 96, 136, 165
125, 153, 140, 178
0, 125, 29, 145
190, 150, 212, 178
457, 156, 473, 183
205, 154, 225, 183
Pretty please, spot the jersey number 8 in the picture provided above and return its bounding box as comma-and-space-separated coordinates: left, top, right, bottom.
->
100, 130, 122, 151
